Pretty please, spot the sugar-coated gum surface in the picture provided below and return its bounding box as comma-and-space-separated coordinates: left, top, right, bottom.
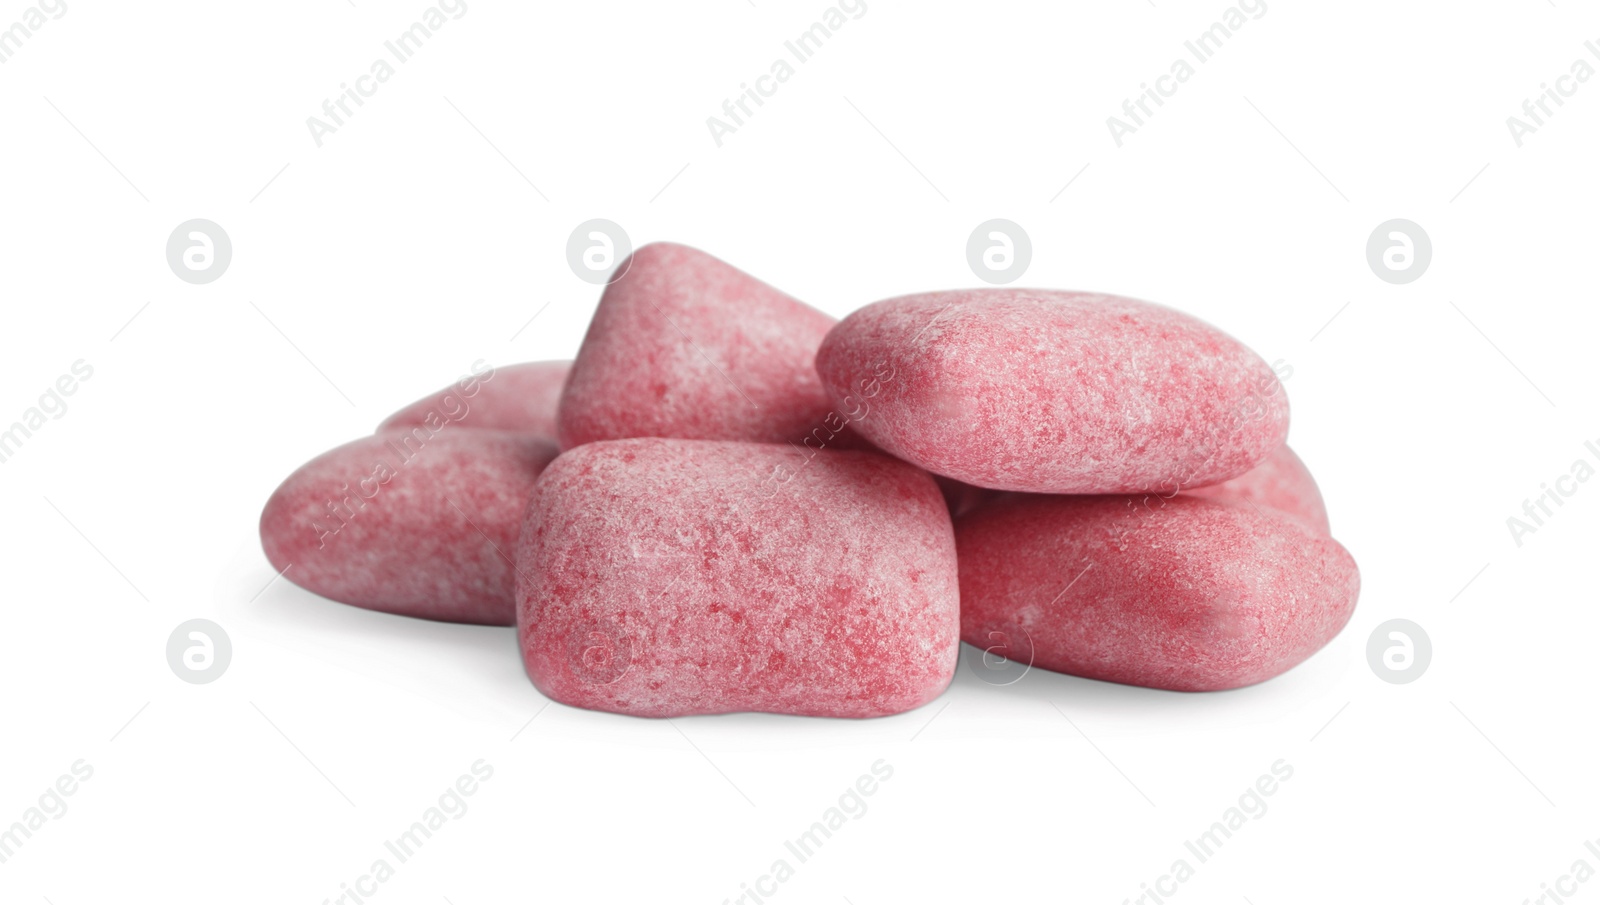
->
816, 289, 1290, 494
378, 360, 570, 442
558, 243, 844, 449
1185, 444, 1329, 533
956, 493, 1358, 691
261, 430, 558, 625
516, 438, 961, 717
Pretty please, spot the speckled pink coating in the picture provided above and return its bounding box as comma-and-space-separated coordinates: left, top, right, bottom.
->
1186, 444, 1329, 534
956, 494, 1358, 691
558, 243, 842, 450
261, 430, 558, 625
814, 290, 1291, 494
516, 438, 960, 717
377, 360, 570, 441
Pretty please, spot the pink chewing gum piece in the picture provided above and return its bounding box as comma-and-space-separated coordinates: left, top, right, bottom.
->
1184, 444, 1330, 534
956, 493, 1358, 691
815, 289, 1290, 494
516, 438, 960, 717
260, 430, 558, 626
377, 360, 570, 441
557, 243, 847, 450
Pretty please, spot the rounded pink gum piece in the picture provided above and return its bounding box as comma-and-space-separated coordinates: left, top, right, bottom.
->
516, 438, 960, 717
260, 430, 558, 625
378, 360, 570, 441
815, 289, 1290, 494
956, 493, 1358, 691
557, 243, 843, 450
1184, 444, 1329, 534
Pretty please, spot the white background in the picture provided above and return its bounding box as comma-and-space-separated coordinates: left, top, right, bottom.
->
2, 1, 1597, 903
